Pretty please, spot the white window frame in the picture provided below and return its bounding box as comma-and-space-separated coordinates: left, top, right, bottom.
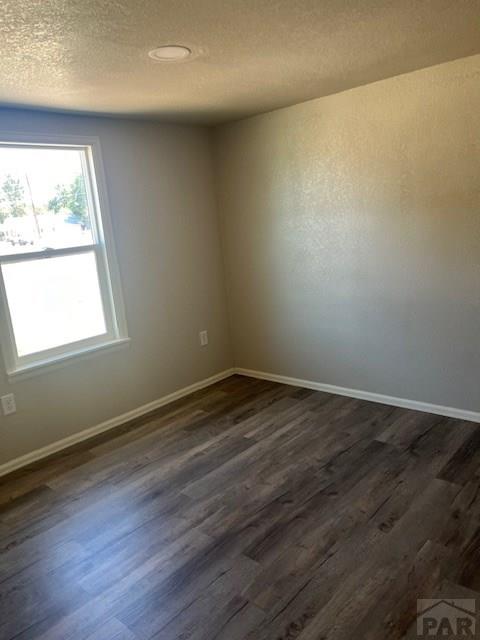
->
0, 133, 129, 379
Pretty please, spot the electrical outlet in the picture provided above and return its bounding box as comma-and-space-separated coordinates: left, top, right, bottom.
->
1, 393, 16, 416
199, 330, 208, 347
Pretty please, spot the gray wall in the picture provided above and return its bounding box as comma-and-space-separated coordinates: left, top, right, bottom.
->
1, 53, 479, 467
0, 108, 232, 465
214, 54, 480, 412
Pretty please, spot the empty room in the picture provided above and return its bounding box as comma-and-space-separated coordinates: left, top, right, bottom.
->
0, 1, 479, 638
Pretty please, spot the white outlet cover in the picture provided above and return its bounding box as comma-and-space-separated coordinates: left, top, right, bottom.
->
1, 393, 16, 416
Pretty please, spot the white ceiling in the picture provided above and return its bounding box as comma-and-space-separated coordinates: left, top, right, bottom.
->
0, 0, 479, 124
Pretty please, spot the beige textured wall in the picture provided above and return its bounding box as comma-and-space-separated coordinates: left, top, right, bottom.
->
0, 108, 232, 465
214, 55, 480, 412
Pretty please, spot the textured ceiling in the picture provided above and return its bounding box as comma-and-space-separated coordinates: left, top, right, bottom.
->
0, 0, 479, 124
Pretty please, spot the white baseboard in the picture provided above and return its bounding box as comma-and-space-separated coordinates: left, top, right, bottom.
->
0, 368, 235, 479
2, 365, 478, 478
235, 368, 480, 424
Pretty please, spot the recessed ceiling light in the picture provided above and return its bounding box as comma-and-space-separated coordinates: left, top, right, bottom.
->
148, 45, 192, 62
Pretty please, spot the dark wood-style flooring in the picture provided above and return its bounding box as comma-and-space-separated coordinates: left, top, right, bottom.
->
1, 375, 480, 640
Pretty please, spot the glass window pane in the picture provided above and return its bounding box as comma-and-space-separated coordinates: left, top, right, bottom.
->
2, 252, 107, 357
0, 146, 94, 256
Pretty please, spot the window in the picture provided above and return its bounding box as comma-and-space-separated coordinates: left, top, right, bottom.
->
0, 135, 128, 377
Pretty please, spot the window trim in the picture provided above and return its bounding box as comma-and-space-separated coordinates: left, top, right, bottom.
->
0, 133, 129, 378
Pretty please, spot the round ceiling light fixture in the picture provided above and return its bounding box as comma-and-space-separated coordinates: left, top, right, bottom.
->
148, 45, 193, 62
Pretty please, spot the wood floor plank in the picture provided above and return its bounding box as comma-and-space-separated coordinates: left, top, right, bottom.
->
84, 619, 138, 640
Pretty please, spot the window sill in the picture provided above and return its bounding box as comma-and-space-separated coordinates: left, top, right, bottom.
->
7, 337, 131, 382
